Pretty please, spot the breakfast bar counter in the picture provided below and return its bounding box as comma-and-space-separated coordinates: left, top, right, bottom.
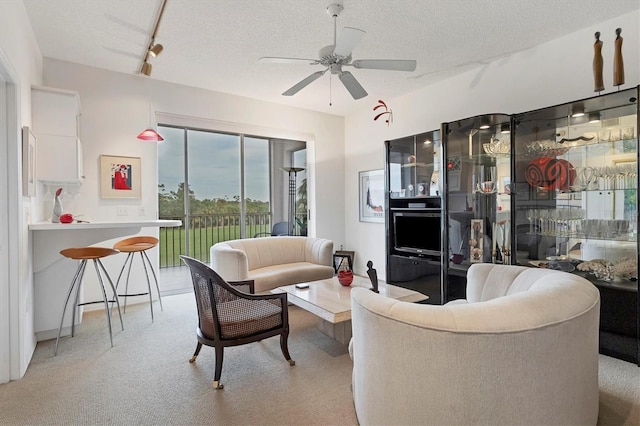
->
30, 219, 181, 340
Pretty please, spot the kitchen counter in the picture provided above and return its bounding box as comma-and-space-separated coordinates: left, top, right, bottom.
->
30, 219, 181, 341
29, 219, 180, 231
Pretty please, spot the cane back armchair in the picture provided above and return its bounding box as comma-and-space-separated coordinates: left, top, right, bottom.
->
180, 255, 295, 389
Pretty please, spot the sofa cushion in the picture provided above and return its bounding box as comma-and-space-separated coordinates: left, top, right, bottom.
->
250, 262, 335, 293
217, 299, 282, 338
225, 237, 309, 270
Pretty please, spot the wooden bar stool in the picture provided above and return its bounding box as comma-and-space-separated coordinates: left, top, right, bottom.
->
55, 247, 124, 355
113, 236, 163, 321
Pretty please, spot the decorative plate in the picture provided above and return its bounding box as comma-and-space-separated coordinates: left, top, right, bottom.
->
525, 157, 575, 191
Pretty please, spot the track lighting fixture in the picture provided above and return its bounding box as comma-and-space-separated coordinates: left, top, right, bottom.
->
500, 123, 510, 134
141, 61, 152, 76
138, 0, 167, 76
149, 43, 163, 57
479, 118, 490, 130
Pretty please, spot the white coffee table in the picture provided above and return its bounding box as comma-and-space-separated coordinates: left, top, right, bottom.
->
272, 275, 428, 344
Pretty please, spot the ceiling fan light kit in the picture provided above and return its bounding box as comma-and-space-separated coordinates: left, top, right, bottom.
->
260, 2, 417, 102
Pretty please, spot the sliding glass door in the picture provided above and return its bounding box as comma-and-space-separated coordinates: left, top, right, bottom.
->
158, 125, 305, 269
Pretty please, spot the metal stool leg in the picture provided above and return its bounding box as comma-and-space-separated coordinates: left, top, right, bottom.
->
139, 252, 155, 322
70, 261, 88, 338
55, 260, 86, 356
93, 260, 115, 347
113, 252, 133, 312
142, 250, 163, 311
97, 258, 124, 332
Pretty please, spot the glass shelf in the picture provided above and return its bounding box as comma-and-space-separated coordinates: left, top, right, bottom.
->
513, 87, 638, 292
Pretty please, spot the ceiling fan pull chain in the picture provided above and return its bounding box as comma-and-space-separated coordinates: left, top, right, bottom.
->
329, 74, 332, 106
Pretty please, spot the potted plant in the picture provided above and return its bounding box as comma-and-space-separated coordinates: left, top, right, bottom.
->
295, 217, 308, 236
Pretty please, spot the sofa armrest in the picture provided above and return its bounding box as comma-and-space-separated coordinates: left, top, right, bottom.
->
305, 238, 334, 266
210, 244, 249, 281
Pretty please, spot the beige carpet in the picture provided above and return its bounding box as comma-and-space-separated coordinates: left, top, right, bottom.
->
0, 293, 638, 425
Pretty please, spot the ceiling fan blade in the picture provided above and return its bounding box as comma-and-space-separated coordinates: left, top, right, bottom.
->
338, 71, 367, 99
282, 70, 327, 96
259, 56, 317, 64
333, 27, 365, 57
351, 59, 417, 71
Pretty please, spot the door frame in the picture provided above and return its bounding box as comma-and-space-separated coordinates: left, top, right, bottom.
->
0, 48, 22, 383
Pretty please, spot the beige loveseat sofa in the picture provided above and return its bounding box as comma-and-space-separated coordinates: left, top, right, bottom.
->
350, 263, 600, 425
210, 236, 334, 293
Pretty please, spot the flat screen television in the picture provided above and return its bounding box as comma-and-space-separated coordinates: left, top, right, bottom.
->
392, 211, 442, 257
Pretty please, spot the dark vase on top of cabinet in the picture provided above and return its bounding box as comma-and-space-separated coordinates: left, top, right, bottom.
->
441, 114, 513, 302
385, 130, 443, 304
512, 87, 639, 365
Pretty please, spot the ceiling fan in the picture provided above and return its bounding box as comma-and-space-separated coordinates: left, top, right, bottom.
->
259, 3, 417, 100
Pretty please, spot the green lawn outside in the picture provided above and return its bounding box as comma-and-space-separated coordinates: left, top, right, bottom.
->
159, 224, 269, 267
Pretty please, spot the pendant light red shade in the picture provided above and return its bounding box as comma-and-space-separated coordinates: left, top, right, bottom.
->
137, 128, 164, 141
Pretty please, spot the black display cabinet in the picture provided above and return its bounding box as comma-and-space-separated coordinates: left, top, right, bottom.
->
384, 131, 442, 304
441, 114, 513, 302
512, 87, 639, 365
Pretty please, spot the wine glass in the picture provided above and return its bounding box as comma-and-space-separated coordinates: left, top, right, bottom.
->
526, 209, 537, 234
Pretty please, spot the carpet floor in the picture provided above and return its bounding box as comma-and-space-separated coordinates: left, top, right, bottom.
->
0, 292, 638, 425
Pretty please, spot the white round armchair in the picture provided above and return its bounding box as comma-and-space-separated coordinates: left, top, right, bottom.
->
350, 263, 600, 425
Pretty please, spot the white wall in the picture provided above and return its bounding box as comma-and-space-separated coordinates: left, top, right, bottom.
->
344, 10, 640, 279
41, 59, 346, 304
0, 0, 43, 381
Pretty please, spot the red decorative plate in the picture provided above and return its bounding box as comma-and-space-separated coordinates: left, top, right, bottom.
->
526, 157, 575, 191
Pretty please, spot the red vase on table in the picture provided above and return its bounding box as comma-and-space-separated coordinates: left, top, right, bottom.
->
338, 270, 354, 286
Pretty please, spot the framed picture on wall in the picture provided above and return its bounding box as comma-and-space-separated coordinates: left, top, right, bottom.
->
100, 155, 142, 199
22, 126, 36, 197
359, 169, 384, 223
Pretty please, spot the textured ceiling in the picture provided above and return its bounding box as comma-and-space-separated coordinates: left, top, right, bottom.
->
23, 0, 640, 117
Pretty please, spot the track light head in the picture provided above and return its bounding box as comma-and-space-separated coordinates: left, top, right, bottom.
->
571, 103, 585, 117
588, 112, 601, 123
149, 43, 163, 57
141, 62, 152, 76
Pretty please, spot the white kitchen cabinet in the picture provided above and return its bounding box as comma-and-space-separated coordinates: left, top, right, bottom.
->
32, 86, 84, 184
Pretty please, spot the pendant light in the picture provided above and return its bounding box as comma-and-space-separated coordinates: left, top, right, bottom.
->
137, 77, 164, 142
137, 0, 167, 142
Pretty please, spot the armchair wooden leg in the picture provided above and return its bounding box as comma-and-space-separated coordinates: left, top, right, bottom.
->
213, 345, 224, 389
189, 342, 203, 363
280, 332, 295, 366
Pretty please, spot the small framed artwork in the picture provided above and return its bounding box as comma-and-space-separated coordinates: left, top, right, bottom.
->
22, 126, 36, 197
333, 250, 355, 272
359, 169, 384, 223
100, 155, 142, 199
